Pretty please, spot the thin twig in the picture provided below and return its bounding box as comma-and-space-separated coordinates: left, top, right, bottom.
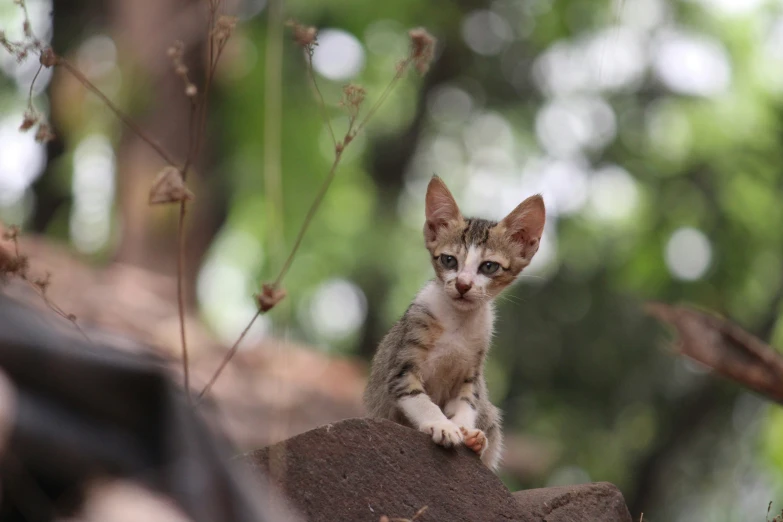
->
174, 0, 235, 404
272, 149, 342, 288
306, 51, 337, 148
4, 231, 92, 343
176, 95, 199, 404
25, 279, 92, 343
172, 1, 219, 404
176, 196, 191, 402
272, 55, 409, 286
197, 0, 286, 402
199, 133, 350, 400
207, 2, 216, 79
352, 57, 411, 138
26, 62, 43, 109
198, 26, 428, 401
58, 57, 179, 167
194, 1, 218, 158
196, 310, 261, 401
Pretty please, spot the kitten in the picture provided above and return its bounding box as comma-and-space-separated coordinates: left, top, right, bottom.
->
364, 175, 545, 471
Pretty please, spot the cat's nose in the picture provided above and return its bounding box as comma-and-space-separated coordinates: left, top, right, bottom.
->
456, 280, 472, 296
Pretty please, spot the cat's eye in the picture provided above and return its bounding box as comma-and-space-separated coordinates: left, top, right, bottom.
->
479, 261, 500, 275
439, 254, 458, 270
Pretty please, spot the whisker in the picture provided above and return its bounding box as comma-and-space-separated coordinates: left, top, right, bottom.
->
496, 293, 526, 306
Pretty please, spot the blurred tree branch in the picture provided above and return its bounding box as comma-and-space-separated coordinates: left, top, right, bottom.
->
646, 302, 783, 403
630, 301, 783, 514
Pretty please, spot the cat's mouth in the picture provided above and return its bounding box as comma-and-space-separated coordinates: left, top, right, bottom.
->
451, 294, 478, 308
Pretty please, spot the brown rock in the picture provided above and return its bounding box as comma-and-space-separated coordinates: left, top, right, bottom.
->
513, 482, 633, 522
243, 418, 634, 522
244, 417, 534, 522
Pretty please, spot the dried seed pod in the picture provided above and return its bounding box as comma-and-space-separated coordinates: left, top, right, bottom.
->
255, 284, 287, 312
39, 47, 58, 68
408, 28, 436, 75
19, 111, 38, 132
148, 166, 194, 205
286, 19, 317, 49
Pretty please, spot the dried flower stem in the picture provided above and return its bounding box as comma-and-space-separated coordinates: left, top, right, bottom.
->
4, 5, 431, 404
194, 3, 218, 157
196, 310, 261, 401
25, 279, 92, 342
198, 26, 428, 401
352, 57, 411, 138
174, 0, 229, 401
52, 20, 193, 401
272, 52, 414, 287
272, 149, 342, 288
26, 62, 42, 110
3, 231, 91, 343
169, 3, 220, 403
58, 57, 179, 167
176, 100, 198, 404
197, 1, 288, 400
306, 51, 337, 148
176, 199, 190, 401
174, 1, 239, 403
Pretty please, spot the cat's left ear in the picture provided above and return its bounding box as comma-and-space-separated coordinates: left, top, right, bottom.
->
500, 194, 545, 258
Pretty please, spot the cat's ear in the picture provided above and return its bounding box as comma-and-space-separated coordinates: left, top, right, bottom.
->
500, 194, 545, 258
424, 176, 462, 243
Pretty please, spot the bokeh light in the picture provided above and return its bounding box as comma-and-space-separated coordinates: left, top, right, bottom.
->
312, 29, 365, 81
665, 227, 713, 281
305, 279, 367, 343
70, 135, 116, 253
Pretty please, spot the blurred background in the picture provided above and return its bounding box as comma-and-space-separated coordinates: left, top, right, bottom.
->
2, 0, 783, 520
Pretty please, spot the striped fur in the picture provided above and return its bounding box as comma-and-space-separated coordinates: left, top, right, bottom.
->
364, 176, 545, 471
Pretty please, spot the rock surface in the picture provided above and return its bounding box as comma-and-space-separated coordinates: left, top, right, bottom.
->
513, 483, 632, 522
243, 418, 633, 522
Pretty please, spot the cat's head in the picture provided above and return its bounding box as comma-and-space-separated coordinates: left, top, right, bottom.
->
423, 175, 545, 311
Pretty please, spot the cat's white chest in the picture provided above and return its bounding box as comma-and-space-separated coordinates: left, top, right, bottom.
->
428, 323, 485, 368
419, 304, 493, 405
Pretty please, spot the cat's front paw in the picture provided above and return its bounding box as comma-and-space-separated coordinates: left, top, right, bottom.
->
460, 427, 487, 455
421, 420, 463, 448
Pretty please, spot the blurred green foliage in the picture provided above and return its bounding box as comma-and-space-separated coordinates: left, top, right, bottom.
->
4, 0, 783, 519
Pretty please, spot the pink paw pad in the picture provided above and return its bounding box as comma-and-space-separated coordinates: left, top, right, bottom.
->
459, 427, 487, 455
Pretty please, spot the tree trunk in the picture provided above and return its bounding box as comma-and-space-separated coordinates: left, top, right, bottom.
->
109, 0, 226, 305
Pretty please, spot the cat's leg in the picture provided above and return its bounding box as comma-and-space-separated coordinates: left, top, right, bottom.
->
444, 378, 485, 453
454, 398, 503, 471
395, 372, 463, 448
444, 377, 478, 428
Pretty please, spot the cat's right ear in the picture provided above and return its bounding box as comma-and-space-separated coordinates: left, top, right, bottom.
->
424, 176, 461, 243
500, 194, 545, 260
